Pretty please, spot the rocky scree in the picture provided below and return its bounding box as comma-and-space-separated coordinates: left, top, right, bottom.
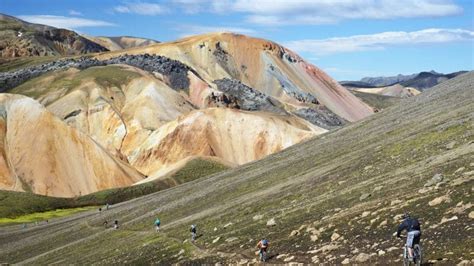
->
293, 107, 346, 129
214, 78, 345, 129
0, 53, 191, 91
212, 42, 240, 79
214, 78, 287, 115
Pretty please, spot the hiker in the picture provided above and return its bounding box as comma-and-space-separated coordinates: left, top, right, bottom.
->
154, 218, 161, 232
114, 220, 119, 229
190, 224, 197, 241
256, 238, 269, 262
397, 213, 421, 261
257, 238, 270, 262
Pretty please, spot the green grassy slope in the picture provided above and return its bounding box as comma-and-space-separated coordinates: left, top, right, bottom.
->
0, 207, 96, 225
0, 72, 472, 264
75, 158, 229, 206
0, 56, 62, 72
0, 158, 228, 218
0, 190, 74, 218
10, 65, 142, 100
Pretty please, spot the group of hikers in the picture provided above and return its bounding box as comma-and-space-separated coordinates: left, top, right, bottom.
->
103, 219, 119, 229
99, 202, 421, 263
148, 213, 420, 263
99, 203, 120, 229
19, 199, 420, 263
154, 218, 198, 242
98, 203, 110, 213
152, 216, 270, 261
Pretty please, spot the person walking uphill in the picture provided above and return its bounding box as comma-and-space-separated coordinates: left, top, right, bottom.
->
256, 238, 269, 262
190, 224, 197, 242
397, 213, 421, 261
154, 218, 161, 232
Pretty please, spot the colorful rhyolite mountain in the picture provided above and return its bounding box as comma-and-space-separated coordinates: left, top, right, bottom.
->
0, 29, 374, 197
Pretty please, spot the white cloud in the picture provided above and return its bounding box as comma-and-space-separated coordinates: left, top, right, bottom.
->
18, 15, 116, 30
114, 2, 168, 15
176, 24, 257, 38
68, 10, 83, 16
285, 28, 474, 56
173, 0, 463, 25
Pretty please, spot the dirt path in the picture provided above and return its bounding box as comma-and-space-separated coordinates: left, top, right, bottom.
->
13, 214, 253, 265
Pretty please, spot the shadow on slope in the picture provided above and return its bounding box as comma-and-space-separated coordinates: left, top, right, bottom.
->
351, 90, 402, 110
0, 158, 228, 218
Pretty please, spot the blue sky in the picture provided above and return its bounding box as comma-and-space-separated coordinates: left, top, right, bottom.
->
1, 0, 473, 80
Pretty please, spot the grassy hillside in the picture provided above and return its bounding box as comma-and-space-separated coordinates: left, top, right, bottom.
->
75, 158, 229, 206
0, 190, 75, 219
0, 73, 472, 264
10, 65, 142, 99
0, 158, 228, 218
0, 56, 61, 72
0, 207, 97, 225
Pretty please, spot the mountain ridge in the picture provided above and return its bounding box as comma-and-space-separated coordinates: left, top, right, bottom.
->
0, 13, 108, 57
82, 35, 159, 51
96, 32, 374, 122
0, 13, 161, 57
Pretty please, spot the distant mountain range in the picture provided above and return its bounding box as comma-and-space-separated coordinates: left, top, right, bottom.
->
341, 70, 468, 91
0, 13, 158, 57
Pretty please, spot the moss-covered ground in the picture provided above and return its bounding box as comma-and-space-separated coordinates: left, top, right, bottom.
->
0, 207, 96, 225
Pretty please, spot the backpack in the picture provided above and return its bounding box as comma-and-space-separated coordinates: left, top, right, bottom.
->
404, 217, 420, 231
261, 239, 268, 247
410, 218, 421, 231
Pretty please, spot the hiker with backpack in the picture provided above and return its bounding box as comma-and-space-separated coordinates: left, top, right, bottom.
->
190, 224, 197, 241
256, 238, 269, 262
154, 218, 161, 231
